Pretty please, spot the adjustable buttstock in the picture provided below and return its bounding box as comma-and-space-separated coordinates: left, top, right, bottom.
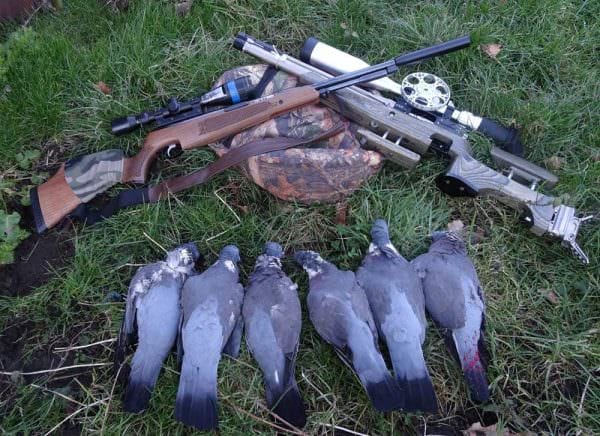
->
30, 166, 83, 233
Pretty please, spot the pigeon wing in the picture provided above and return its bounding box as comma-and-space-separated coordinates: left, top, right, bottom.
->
114, 263, 160, 372
223, 283, 245, 358
411, 254, 466, 329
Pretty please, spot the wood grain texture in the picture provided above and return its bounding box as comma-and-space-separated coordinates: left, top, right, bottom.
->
35, 166, 82, 230
122, 86, 320, 183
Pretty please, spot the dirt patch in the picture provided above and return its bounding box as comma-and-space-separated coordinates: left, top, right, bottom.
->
0, 229, 74, 297
417, 408, 499, 436
0, 314, 108, 419
0, 203, 74, 297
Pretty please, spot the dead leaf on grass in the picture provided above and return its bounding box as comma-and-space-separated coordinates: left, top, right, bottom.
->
543, 289, 560, 305
481, 43, 503, 59
95, 81, 112, 95
545, 155, 564, 170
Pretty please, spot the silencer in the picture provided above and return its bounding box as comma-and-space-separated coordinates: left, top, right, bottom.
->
300, 37, 404, 95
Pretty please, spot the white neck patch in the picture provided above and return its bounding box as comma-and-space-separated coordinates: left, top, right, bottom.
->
306, 267, 321, 279
223, 260, 236, 272
385, 243, 400, 255
368, 243, 381, 255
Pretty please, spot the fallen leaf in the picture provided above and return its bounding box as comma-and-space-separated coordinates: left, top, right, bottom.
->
351, 31, 359, 38
340, 22, 348, 30
447, 219, 465, 233
335, 202, 348, 225
481, 43, 503, 59
540, 289, 560, 304
545, 155, 564, 170
95, 81, 112, 95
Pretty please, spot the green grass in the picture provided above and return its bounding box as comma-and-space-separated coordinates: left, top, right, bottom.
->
0, 0, 599, 434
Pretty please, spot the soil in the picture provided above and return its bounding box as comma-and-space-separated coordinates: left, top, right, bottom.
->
0, 202, 74, 297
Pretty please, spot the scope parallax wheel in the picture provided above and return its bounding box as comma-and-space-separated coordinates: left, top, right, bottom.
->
400, 72, 451, 112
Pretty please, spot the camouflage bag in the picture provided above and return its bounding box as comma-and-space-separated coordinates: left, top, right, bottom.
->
210, 65, 383, 203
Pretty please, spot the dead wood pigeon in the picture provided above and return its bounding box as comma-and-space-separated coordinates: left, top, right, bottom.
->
243, 242, 306, 428
174, 244, 244, 430
356, 219, 438, 413
114, 242, 201, 413
411, 231, 490, 402
294, 250, 404, 412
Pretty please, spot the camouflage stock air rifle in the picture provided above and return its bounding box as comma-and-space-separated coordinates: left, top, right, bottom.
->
233, 33, 591, 263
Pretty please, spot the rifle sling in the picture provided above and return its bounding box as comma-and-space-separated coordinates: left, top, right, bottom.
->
67, 124, 344, 226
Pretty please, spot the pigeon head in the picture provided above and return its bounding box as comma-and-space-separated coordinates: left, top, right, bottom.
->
219, 245, 241, 263
294, 250, 326, 278
430, 231, 466, 254
368, 219, 402, 259
370, 219, 391, 246
166, 242, 201, 272
430, 231, 448, 243
264, 241, 284, 258
253, 241, 284, 270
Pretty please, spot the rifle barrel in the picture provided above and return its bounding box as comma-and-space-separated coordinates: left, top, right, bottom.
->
311, 35, 471, 94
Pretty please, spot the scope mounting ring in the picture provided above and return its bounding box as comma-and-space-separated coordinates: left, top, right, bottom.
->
401, 72, 451, 112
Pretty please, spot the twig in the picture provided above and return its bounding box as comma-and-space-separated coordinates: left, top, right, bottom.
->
43, 397, 108, 436
206, 189, 241, 242
256, 401, 307, 435
577, 373, 592, 416
319, 423, 369, 436
0, 362, 110, 376
22, 239, 40, 262
100, 363, 123, 434
30, 383, 85, 407
54, 338, 116, 352
301, 371, 333, 407
142, 231, 167, 253
224, 399, 307, 435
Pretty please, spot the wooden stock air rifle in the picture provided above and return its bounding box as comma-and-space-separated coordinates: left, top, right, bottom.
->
234, 33, 592, 264
30, 35, 470, 233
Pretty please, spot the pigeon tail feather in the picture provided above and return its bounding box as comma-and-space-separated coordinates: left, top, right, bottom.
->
389, 343, 438, 413
268, 381, 307, 429
364, 375, 405, 412
123, 379, 153, 413
175, 361, 219, 430
452, 331, 490, 403
175, 391, 218, 430
347, 323, 404, 411
399, 376, 438, 413
122, 358, 162, 413
464, 362, 490, 403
